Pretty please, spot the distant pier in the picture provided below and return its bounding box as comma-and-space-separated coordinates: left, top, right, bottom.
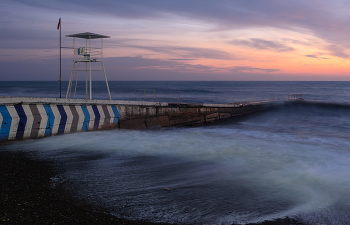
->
0, 96, 280, 142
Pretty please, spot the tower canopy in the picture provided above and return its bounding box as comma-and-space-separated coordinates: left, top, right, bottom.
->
65, 32, 110, 39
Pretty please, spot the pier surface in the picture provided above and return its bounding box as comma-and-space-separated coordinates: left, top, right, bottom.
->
0, 96, 278, 142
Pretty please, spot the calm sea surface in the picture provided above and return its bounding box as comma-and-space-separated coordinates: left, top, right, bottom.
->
1, 81, 350, 224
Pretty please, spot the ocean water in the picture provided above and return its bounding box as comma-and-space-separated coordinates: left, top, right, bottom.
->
1, 81, 350, 224
1, 80, 350, 104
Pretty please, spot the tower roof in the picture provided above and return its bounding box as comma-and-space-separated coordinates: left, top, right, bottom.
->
65, 32, 110, 39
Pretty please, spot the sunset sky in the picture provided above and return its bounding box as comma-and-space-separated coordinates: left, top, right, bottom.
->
1, 0, 350, 81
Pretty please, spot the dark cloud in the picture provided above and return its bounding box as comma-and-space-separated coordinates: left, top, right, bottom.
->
172, 46, 234, 60
104, 56, 221, 73
0, 2, 310, 24
7, 0, 350, 54
0, 23, 73, 50
169, 58, 196, 61
304, 54, 330, 60
0, 56, 222, 81
231, 38, 294, 52
10, 0, 307, 28
122, 44, 236, 60
0, 27, 61, 49
304, 54, 318, 58
230, 66, 280, 73
11, 1, 350, 38
326, 45, 350, 59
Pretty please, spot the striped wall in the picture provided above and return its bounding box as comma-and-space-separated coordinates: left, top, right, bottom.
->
0, 104, 119, 141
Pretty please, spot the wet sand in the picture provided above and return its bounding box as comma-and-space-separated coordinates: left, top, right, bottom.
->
0, 150, 303, 225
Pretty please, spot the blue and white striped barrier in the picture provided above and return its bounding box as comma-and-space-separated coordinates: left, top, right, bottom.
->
0, 104, 119, 141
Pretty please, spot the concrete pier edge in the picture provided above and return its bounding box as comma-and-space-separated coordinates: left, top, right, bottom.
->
0, 96, 281, 142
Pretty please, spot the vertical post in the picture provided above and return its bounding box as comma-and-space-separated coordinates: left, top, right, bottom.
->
59, 18, 61, 98
89, 37, 92, 99
86, 39, 88, 99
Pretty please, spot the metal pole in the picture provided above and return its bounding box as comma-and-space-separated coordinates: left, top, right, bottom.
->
89, 37, 92, 99
86, 39, 88, 99
59, 18, 61, 98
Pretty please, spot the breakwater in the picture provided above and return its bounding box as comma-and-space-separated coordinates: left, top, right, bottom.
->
0, 96, 277, 142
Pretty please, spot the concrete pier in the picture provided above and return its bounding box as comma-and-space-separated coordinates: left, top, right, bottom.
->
0, 96, 277, 142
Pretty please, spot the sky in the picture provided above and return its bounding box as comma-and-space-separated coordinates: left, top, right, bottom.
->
1, 0, 350, 81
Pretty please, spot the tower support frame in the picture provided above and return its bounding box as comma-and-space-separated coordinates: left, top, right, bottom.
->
65, 32, 111, 100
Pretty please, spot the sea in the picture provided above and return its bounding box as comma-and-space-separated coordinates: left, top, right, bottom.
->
1, 81, 350, 225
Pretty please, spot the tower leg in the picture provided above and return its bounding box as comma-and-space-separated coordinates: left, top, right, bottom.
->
89, 60, 92, 99
101, 61, 111, 100
73, 62, 80, 99
86, 62, 88, 99
85, 39, 88, 100
89, 38, 92, 100
66, 61, 76, 99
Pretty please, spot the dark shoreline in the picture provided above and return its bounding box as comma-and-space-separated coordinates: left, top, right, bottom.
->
0, 150, 304, 225
0, 150, 170, 225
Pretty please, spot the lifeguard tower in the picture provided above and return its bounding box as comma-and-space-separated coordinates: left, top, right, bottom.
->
65, 32, 111, 100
